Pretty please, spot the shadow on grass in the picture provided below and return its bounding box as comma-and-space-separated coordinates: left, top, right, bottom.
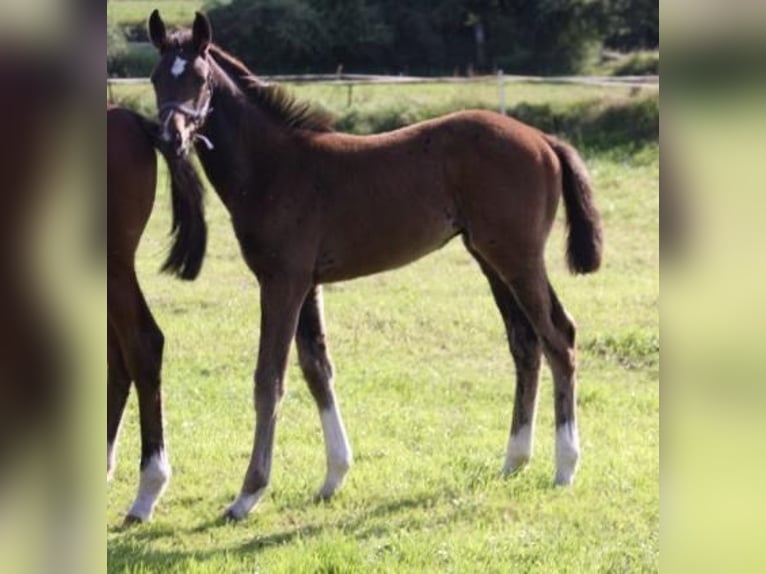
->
107, 486, 495, 571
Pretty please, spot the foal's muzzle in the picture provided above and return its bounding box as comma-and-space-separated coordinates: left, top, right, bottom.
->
159, 100, 214, 157
160, 110, 193, 156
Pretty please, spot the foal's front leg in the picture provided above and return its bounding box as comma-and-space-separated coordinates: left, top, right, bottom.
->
296, 286, 352, 500
225, 275, 310, 521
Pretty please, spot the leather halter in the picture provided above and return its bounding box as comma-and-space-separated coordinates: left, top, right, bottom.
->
158, 62, 215, 150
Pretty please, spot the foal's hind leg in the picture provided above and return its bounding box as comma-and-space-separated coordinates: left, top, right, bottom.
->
482, 269, 542, 474
510, 271, 579, 485
544, 281, 580, 485
110, 272, 171, 522
296, 286, 352, 500
107, 321, 131, 481
474, 248, 580, 485
465, 243, 542, 474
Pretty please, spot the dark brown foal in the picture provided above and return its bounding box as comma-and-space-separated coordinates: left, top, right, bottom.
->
107, 105, 206, 522
147, 11, 602, 521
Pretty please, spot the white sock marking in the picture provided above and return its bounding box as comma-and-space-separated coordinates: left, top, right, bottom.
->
318, 404, 352, 499
126, 450, 171, 521
171, 56, 187, 78
107, 442, 116, 482
555, 422, 580, 486
226, 488, 266, 521
503, 424, 533, 474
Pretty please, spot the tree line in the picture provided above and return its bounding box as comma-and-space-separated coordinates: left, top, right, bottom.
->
203, 0, 657, 75
107, 0, 657, 77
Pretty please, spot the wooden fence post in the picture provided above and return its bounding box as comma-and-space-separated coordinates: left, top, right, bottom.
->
497, 70, 506, 115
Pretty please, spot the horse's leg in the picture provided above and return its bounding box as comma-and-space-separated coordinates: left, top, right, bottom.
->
110, 272, 170, 523
473, 245, 580, 485
544, 280, 580, 485
464, 243, 542, 474
225, 276, 310, 521
107, 321, 132, 481
509, 271, 579, 485
295, 286, 352, 500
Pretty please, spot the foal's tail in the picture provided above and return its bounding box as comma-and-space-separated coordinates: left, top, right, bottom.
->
544, 135, 603, 274
135, 114, 208, 280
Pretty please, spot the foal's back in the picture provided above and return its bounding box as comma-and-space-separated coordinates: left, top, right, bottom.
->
300, 110, 562, 282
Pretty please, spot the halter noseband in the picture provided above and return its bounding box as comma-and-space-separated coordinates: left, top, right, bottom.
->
158, 65, 215, 150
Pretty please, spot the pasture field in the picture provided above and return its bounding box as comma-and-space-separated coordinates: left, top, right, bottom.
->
109, 79, 655, 119
106, 78, 659, 572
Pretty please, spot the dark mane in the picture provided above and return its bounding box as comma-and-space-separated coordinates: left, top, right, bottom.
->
208, 44, 335, 133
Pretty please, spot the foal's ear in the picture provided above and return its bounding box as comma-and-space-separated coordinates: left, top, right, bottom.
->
192, 12, 212, 55
148, 9, 167, 51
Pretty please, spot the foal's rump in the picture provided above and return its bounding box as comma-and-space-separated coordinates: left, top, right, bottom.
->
435, 110, 602, 275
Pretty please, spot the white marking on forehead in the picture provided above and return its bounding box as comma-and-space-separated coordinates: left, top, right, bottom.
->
171, 56, 187, 78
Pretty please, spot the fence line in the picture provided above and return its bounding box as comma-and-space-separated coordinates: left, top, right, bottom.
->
107, 73, 657, 114
107, 73, 658, 89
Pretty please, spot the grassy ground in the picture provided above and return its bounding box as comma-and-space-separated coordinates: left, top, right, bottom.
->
109, 77, 657, 117
106, 82, 659, 571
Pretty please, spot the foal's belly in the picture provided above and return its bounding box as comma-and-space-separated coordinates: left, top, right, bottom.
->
314, 204, 460, 283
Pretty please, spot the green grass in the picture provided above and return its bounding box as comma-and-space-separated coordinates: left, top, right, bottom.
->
107, 90, 659, 570
110, 78, 656, 115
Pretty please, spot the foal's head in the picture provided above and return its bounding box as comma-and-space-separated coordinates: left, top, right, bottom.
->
148, 10, 215, 156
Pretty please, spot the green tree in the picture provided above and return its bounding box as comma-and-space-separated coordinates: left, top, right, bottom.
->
206, 0, 330, 73
203, 0, 648, 75
603, 0, 658, 50
310, 0, 391, 69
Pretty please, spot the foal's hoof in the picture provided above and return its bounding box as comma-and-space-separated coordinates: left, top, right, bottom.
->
502, 457, 530, 477
223, 490, 265, 522
315, 468, 349, 502
314, 489, 334, 504
222, 507, 246, 522
122, 514, 146, 527
554, 471, 576, 487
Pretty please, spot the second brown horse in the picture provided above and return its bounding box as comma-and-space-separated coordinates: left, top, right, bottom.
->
107, 105, 206, 522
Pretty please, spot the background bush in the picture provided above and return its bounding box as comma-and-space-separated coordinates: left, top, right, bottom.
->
107, 0, 660, 77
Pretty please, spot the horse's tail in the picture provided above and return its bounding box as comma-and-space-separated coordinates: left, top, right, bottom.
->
134, 113, 208, 280
544, 135, 603, 274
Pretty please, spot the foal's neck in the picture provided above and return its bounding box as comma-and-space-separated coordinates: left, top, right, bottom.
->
196, 67, 287, 208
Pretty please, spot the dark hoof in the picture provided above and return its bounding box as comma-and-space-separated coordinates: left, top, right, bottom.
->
313, 492, 332, 504
222, 508, 244, 523
122, 514, 145, 527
